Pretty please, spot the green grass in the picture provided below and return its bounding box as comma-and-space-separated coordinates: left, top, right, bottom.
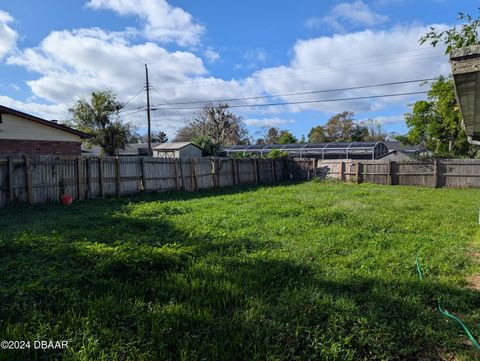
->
1, 180, 480, 360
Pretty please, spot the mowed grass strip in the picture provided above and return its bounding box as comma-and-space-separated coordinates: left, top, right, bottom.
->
0, 180, 479, 360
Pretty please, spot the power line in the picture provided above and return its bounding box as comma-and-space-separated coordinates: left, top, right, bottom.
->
121, 108, 146, 117
168, 49, 445, 89
152, 90, 431, 111
151, 78, 435, 107
120, 86, 145, 108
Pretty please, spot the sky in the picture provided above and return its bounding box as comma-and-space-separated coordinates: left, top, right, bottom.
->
0, 0, 478, 142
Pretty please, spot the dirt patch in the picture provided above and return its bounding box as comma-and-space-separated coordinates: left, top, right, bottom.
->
469, 252, 480, 259
466, 274, 480, 291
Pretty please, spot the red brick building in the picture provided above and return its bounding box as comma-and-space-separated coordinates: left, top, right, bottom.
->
0, 105, 90, 156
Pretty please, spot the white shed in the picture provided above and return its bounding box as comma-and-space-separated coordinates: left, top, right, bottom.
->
153, 142, 203, 159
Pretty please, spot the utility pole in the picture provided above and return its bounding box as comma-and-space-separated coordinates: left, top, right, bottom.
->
145, 64, 152, 156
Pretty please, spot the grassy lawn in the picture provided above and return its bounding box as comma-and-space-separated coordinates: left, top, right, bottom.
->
1, 180, 480, 360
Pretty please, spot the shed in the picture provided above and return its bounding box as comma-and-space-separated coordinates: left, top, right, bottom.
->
0, 105, 90, 155
223, 141, 389, 160
153, 142, 203, 159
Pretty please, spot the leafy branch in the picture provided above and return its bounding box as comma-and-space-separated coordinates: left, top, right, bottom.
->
420, 10, 480, 54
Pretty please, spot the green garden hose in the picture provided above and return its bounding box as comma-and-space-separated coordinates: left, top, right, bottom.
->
415, 253, 480, 351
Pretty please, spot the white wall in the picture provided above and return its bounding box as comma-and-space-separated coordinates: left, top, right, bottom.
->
0, 113, 81, 142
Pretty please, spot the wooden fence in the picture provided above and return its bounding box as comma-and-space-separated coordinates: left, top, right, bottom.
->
317, 159, 480, 188
0, 156, 305, 208
2, 156, 478, 208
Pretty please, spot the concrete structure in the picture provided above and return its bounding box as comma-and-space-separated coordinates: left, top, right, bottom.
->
153, 142, 203, 159
450, 45, 480, 144
0, 105, 90, 155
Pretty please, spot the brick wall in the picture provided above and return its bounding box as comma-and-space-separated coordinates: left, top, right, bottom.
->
0, 139, 82, 155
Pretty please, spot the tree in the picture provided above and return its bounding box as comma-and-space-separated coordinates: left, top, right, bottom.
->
308, 126, 327, 143
361, 118, 386, 141
266, 149, 288, 158
324, 111, 356, 141
69, 90, 131, 156
278, 130, 297, 144
174, 102, 249, 146
402, 76, 476, 157
265, 127, 280, 144
192, 135, 222, 156
152, 131, 168, 143
420, 11, 480, 54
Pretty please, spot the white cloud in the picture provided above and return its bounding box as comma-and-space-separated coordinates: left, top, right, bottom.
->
304, 17, 322, 29
6, 27, 266, 131
86, 0, 204, 46
7, 28, 207, 104
0, 95, 69, 121
204, 47, 219, 63
0, 10, 18, 60
359, 114, 404, 125
252, 25, 449, 115
244, 48, 267, 63
323, 1, 389, 32
244, 117, 296, 127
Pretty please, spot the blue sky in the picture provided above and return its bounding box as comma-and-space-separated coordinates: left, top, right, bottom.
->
0, 0, 478, 141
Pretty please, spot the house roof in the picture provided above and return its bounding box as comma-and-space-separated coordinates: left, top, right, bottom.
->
153, 142, 202, 151
118, 143, 162, 155
0, 104, 91, 139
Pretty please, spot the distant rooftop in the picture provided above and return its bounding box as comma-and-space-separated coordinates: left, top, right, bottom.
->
153, 142, 201, 151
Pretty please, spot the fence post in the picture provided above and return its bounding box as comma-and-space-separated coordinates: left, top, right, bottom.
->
140, 157, 146, 192
173, 158, 180, 191
25, 156, 33, 204
313, 158, 318, 178
115, 157, 121, 197
85, 157, 90, 199
236, 158, 241, 184
191, 159, 198, 191
231, 158, 236, 185
271, 159, 277, 182
77, 157, 83, 200
255, 159, 260, 184
216, 159, 220, 188
340, 161, 345, 181
7, 156, 14, 204
98, 158, 105, 199
433, 158, 438, 188
387, 161, 392, 185
179, 159, 184, 190
356, 162, 363, 184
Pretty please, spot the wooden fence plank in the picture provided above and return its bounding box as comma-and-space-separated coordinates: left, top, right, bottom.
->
24, 156, 33, 204
77, 157, 83, 200
99, 158, 105, 199
115, 158, 121, 197
7, 156, 13, 204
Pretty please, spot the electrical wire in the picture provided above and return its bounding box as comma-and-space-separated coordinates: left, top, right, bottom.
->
119, 86, 145, 110
170, 48, 445, 89
151, 78, 435, 107
152, 90, 430, 111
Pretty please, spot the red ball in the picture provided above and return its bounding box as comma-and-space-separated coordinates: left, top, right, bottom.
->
61, 194, 73, 205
